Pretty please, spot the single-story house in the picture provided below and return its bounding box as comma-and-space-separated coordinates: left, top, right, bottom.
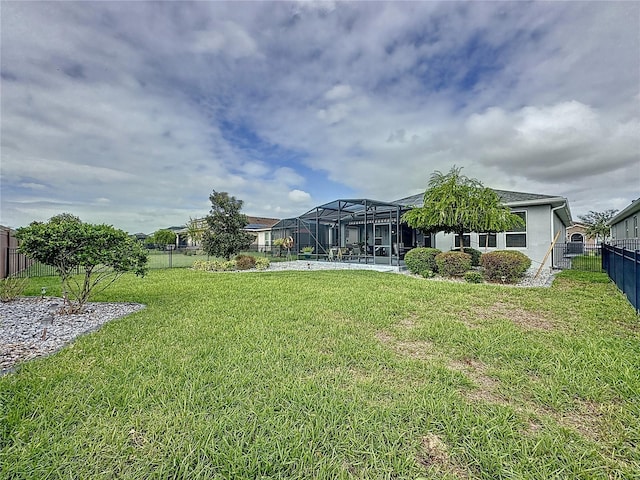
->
608, 198, 640, 248
566, 223, 598, 247
175, 216, 279, 249
244, 216, 280, 251
271, 189, 572, 270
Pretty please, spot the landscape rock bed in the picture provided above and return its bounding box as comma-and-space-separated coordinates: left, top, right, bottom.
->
1, 298, 144, 375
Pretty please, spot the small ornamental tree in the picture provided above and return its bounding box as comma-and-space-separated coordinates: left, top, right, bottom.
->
152, 229, 177, 248
402, 166, 524, 249
16, 213, 148, 312
201, 190, 254, 260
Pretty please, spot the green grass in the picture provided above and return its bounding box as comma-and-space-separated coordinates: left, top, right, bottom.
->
2, 270, 638, 479
570, 255, 603, 272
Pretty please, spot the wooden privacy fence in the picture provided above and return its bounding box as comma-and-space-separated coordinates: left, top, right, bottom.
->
603, 243, 640, 313
0, 226, 33, 279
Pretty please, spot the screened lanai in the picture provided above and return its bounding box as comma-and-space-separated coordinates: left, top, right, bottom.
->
270, 198, 427, 266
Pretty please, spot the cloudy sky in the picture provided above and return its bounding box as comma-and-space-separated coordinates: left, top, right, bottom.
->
1, 1, 638, 234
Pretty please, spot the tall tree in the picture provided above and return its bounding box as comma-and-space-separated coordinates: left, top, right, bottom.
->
578, 209, 618, 243
202, 190, 254, 260
16, 213, 148, 312
401, 166, 524, 249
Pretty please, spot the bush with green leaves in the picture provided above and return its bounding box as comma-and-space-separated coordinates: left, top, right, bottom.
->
16, 213, 148, 312
464, 271, 484, 284
481, 250, 532, 283
404, 247, 442, 275
255, 257, 270, 270
235, 255, 257, 270
221, 260, 237, 271
458, 247, 482, 266
0, 276, 29, 302
435, 251, 471, 277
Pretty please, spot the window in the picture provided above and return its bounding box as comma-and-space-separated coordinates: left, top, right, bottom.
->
454, 234, 471, 248
478, 233, 497, 248
625, 220, 629, 239
506, 211, 527, 247
634, 216, 638, 238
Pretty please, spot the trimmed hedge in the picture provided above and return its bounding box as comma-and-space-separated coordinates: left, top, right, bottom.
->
458, 247, 482, 267
235, 254, 257, 270
404, 247, 442, 275
435, 251, 471, 277
464, 271, 484, 284
480, 250, 531, 283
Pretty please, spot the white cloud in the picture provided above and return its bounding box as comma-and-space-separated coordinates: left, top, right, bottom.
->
288, 189, 312, 203
1, 1, 638, 232
190, 21, 258, 59
324, 84, 353, 101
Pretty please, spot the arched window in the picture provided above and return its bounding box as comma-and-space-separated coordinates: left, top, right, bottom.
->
570, 233, 584, 243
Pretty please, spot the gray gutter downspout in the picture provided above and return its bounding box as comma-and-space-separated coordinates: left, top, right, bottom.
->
549, 202, 567, 268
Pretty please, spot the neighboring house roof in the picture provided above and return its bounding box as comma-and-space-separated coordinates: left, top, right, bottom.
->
608, 198, 640, 226
245, 223, 271, 230
171, 215, 280, 236
246, 216, 279, 228
392, 189, 572, 226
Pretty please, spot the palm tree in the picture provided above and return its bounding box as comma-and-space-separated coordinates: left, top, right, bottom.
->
186, 216, 204, 247
578, 210, 617, 244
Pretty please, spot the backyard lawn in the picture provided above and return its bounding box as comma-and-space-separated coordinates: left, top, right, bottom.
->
1, 269, 638, 479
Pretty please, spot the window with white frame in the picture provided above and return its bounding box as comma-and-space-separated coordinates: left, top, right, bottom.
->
454, 234, 471, 248
634, 216, 638, 238
478, 233, 497, 248
505, 211, 527, 247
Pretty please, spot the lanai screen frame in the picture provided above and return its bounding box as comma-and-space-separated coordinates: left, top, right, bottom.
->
274, 198, 405, 265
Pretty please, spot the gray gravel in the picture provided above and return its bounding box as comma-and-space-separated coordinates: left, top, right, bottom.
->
1, 264, 556, 374
1, 298, 144, 375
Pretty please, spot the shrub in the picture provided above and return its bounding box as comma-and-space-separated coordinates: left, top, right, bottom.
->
464, 271, 484, 284
421, 269, 435, 278
16, 213, 147, 312
235, 255, 257, 270
221, 260, 237, 271
404, 247, 442, 274
481, 250, 532, 283
192, 260, 207, 271
0, 276, 28, 302
435, 251, 471, 277
255, 257, 270, 270
457, 247, 482, 267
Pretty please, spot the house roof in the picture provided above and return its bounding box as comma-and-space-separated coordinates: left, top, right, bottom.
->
393, 189, 560, 207
245, 216, 279, 228
393, 189, 572, 226
608, 198, 640, 226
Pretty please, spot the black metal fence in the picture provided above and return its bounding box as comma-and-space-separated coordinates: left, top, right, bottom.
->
5, 245, 286, 277
551, 242, 603, 272
4, 247, 55, 278
603, 243, 640, 313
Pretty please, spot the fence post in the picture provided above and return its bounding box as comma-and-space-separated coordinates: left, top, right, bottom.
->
633, 250, 640, 313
